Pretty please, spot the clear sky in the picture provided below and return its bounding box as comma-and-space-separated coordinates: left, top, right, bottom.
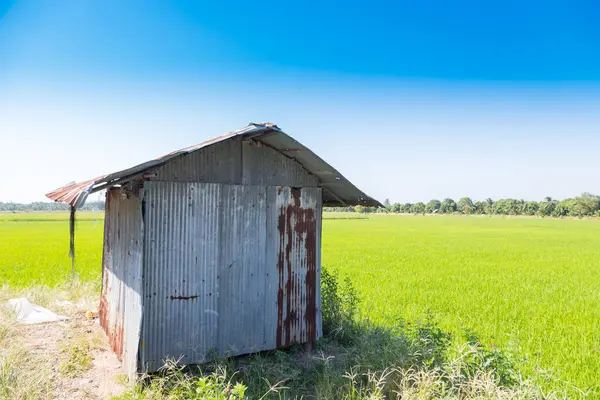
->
1, 0, 599, 204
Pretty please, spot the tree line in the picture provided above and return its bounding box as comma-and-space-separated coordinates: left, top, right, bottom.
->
0, 201, 105, 212
325, 193, 600, 218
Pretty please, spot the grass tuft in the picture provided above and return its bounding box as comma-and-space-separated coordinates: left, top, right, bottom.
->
59, 340, 93, 378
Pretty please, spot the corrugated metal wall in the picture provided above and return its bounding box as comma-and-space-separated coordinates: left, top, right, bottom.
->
241, 141, 319, 187
153, 139, 242, 184
151, 138, 319, 188
139, 181, 322, 372
100, 187, 144, 380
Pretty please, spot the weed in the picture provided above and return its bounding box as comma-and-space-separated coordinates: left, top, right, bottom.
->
59, 341, 93, 378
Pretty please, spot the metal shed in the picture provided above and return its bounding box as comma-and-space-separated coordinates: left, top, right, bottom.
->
47, 123, 380, 378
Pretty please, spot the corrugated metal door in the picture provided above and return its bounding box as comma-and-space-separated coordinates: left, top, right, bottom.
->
217, 184, 269, 355
140, 182, 220, 371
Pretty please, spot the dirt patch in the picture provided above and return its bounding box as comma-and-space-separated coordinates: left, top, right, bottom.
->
12, 306, 127, 399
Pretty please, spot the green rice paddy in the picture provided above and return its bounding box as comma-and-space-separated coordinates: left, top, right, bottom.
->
1, 212, 599, 392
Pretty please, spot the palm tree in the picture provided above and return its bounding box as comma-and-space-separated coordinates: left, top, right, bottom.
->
485, 198, 494, 214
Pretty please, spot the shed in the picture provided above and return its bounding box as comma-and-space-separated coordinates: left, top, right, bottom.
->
47, 123, 381, 378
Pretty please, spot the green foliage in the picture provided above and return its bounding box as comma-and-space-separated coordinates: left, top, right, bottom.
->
407, 312, 452, 368
59, 342, 93, 378
389, 202, 401, 213
426, 199, 441, 213
457, 197, 474, 214
462, 329, 521, 387
362, 193, 600, 218
119, 363, 247, 399
410, 202, 426, 214
523, 201, 539, 216
0, 201, 104, 212
472, 200, 485, 214
399, 203, 412, 213
439, 198, 457, 214
321, 267, 360, 343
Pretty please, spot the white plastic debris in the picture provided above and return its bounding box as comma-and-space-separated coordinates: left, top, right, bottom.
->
7, 298, 69, 325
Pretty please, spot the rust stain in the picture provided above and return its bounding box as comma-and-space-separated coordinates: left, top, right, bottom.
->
98, 192, 124, 360
169, 295, 199, 300
99, 286, 125, 360
276, 187, 317, 348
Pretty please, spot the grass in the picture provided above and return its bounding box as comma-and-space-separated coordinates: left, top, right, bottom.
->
59, 340, 93, 378
116, 271, 554, 399
0, 281, 103, 399
0, 211, 103, 287
1, 212, 599, 396
323, 214, 600, 394
0, 345, 54, 400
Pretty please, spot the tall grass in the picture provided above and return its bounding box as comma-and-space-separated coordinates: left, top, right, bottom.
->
323, 215, 600, 393
117, 268, 560, 399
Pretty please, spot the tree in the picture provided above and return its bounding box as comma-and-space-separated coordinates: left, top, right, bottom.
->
383, 198, 391, 210
523, 201, 539, 216
457, 197, 474, 214
552, 199, 574, 217
411, 202, 426, 214
426, 199, 441, 214
538, 197, 557, 217
390, 203, 401, 213
473, 201, 485, 215
573, 193, 600, 216
439, 198, 457, 214
485, 198, 494, 214
399, 203, 412, 213
354, 205, 364, 214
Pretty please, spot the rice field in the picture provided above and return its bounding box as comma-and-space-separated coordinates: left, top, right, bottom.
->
1, 212, 599, 393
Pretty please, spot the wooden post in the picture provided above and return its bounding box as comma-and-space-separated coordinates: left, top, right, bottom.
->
69, 205, 76, 281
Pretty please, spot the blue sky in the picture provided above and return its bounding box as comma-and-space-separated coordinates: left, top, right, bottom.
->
1, 0, 599, 203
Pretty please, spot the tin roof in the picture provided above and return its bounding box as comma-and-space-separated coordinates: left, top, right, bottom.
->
46, 123, 382, 208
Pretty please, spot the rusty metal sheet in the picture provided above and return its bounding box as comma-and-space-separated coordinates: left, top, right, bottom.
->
274, 186, 321, 348
46, 175, 109, 209
45, 123, 381, 208
99, 187, 144, 380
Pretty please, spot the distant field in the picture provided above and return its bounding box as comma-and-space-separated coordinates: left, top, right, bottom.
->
1, 212, 599, 392
0, 212, 104, 286
323, 214, 600, 393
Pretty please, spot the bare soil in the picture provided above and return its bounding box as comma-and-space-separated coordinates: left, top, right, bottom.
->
13, 307, 127, 399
